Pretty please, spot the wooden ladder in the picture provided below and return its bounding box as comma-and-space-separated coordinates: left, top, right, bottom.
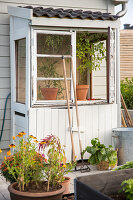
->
62, 56, 82, 162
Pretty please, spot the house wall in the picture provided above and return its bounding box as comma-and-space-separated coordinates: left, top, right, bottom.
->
120, 30, 133, 80
0, 0, 115, 149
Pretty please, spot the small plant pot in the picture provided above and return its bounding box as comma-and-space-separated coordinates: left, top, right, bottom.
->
41, 88, 58, 100
61, 176, 71, 195
96, 161, 109, 171
8, 182, 65, 200
76, 85, 89, 101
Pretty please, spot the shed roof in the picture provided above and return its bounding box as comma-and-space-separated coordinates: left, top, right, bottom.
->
21, 6, 119, 21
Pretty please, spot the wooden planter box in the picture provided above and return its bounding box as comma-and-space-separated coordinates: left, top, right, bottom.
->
74, 168, 133, 200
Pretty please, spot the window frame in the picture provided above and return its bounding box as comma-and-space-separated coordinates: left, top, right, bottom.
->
32, 30, 76, 105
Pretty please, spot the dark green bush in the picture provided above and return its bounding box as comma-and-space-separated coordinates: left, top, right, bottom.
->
121, 78, 133, 110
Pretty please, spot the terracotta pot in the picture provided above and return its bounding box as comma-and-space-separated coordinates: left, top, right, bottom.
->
41, 88, 58, 100
61, 176, 71, 195
96, 161, 109, 171
76, 85, 89, 101
8, 182, 65, 200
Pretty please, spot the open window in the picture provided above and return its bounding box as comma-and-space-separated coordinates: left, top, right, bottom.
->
32, 31, 74, 104
32, 28, 115, 105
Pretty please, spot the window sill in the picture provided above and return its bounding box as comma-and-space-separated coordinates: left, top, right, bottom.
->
31, 99, 107, 108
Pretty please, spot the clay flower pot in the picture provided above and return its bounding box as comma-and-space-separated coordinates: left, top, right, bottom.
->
61, 176, 71, 195
41, 88, 58, 100
8, 182, 65, 200
76, 85, 89, 101
96, 161, 109, 171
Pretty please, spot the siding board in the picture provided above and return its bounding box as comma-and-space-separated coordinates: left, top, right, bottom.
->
0, 68, 10, 77
0, 35, 9, 46
0, 78, 10, 88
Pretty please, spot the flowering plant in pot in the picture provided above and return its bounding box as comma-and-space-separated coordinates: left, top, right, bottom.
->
0, 133, 66, 200
39, 135, 75, 194
82, 138, 117, 170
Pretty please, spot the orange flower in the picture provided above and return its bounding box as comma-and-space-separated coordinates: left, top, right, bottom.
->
40, 141, 46, 144
7, 150, 11, 156
19, 131, 26, 135
33, 140, 38, 143
29, 135, 34, 138
12, 136, 15, 140
9, 144, 16, 148
63, 164, 66, 168
4, 156, 7, 160
0, 149, 2, 153
16, 132, 26, 138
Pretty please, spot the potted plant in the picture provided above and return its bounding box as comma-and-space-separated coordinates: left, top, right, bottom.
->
38, 58, 64, 100
38, 135, 75, 194
76, 32, 106, 100
0, 133, 66, 200
82, 138, 117, 170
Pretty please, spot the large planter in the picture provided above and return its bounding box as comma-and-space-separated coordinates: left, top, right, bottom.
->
96, 161, 109, 171
61, 176, 71, 195
8, 182, 65, 200
41, 88, 58, 100
76, 85, 89, 101
74, 168, 133, 200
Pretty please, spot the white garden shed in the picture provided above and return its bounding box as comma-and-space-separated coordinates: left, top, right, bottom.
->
0, 0, 128, 161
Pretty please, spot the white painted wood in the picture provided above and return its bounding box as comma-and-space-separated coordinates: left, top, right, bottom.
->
0, 68, 10, 77
0, 24, 9, 35
15, 115, 26, 129
32, 17, 120, 29
0, 109, 11, 120
3, 0, 109, 11
51, 109, 59, 137
0, 78, 10, 88
0, 99, 11, 109
0, 140, 10, 149
1, 130, 11, 141
0, 57, 10, 67
0, 120, 11, 131
0, 46, 9, 56
0, 89, 11, 98
0, 35, 9, 46
8, 6, 32, 19
0, 14, 9, 25
29, 104, 118, 161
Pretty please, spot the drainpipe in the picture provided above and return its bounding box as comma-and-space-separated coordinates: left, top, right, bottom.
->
116, 2, 128, 17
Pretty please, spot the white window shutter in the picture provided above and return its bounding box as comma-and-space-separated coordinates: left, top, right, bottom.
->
108, 27, 115, 103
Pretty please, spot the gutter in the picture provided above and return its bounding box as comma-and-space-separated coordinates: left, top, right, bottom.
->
116, 2, 128, 17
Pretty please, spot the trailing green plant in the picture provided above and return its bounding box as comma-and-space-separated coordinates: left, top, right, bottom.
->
121, 77, 133, 110
82, 138, 117, 166
113, 161, 133, 171
121, 179, 133, 200
76, 32, 107, 84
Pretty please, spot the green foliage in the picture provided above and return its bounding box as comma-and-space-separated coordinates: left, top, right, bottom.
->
76, 32, 107, 84
39, 135, 75, 191
121, 179, 133, 200
1, 133, 46, 192
82, 138, 117, 166
113, 162, 133, 171
121, 78, 133, 110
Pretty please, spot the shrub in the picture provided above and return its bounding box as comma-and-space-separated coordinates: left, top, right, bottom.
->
121, 78, 133, 110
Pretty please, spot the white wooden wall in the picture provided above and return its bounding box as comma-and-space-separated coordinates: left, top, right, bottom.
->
0, 0, 115, 149
29, 104, 117, 161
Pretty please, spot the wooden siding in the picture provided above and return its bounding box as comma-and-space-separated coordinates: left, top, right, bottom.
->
120, 30, 133, 80
29, 104, 117, 161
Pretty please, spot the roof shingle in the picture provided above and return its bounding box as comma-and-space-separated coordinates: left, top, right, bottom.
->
22, 6, 119, 21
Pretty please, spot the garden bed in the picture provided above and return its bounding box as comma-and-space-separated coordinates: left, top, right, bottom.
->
75, 168, 133, 200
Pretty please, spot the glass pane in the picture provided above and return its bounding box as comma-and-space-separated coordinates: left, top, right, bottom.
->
37, 80, 71, 100
37, 57, 71, 78
37, 34, 71, 55
15, 38, 26, 104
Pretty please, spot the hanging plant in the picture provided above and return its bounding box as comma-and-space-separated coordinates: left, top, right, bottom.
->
76, 32, 107, 84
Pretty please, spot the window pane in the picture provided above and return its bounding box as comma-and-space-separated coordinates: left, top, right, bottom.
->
37, 34, 71, 55
16, 38, 26, 104
37, 80, 71, 100
37, 57, 71, 78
